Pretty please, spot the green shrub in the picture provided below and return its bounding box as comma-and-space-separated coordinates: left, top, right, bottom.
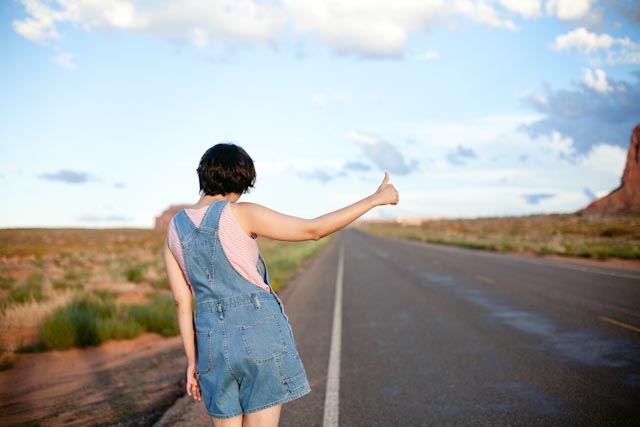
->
453, 240, 494, 251
15, 340, 46, 353
536, 247, 554, 256
92, 289, 118, 301
52, 280, 69, 290
0, 276, 15, 290
33, 256, 46, 268
96, 318, 142, 342
151, 277, 170, 290
0, 356, 14, 371
125, 294, 178, 336
578, 250, 593, 258
125, 265, 146, 283
40, 308, 77, 350
596, 246, 640, 260
9, 273, 46, 303
500, 242, 515, 252
38, 293, 180, 351
64, 270, 80, 281
600, 227, 629, 238
40, 296, 117, 350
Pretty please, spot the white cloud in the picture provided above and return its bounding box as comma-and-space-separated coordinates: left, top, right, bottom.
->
53, 52, 77, 70
346, 130, 380, 145
498, 0, 541, 18
12, 0, 519, 57
452, 0, 517, 30
312, 93, 351, 109
541, 131, 576, 158
581, 143, 627, 176
545, 0, 596, 20
140, 0, 287, 44
64, 0, 139, 29
550, 27, 614, 53
550, 27, 640, 65
416, 50, 440, 61
582, 68, 614, 93
607, 37, 640, 65
12, 0, 61, 41
12, 0, 286, 45
522, 71, 640, 155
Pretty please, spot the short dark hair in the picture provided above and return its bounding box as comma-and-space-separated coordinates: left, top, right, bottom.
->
197, 143, 256, 196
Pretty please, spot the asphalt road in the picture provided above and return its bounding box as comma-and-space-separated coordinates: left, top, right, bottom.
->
280, 229, 640, 427
159, 228, 640, 427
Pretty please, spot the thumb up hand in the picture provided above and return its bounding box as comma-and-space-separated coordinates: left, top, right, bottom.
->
374, 172, 399, 206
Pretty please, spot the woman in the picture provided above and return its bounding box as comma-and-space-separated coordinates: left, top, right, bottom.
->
164, 143, 399, 427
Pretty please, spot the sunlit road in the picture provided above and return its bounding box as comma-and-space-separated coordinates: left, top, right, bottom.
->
280, 229, 640, 427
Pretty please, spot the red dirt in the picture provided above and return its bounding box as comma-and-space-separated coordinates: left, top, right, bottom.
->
0, 333, 186, 426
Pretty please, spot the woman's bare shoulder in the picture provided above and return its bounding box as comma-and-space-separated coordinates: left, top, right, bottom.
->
232, 201, 269, 215
230, 202, 263, 233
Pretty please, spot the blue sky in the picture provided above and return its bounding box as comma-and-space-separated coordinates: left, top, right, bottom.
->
1, 0, 639, 228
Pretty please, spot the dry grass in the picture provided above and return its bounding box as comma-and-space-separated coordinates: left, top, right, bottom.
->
0, 228, 163, 258
1, 290, 79, 329
361, 213, 640, 260
0, 228, 331, 358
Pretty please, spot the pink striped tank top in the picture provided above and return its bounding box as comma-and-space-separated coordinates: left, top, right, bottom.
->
166, 202, 270, 294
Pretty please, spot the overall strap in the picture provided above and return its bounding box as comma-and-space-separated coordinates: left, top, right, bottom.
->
173, 210, 196, 241
199, 200, 229, 233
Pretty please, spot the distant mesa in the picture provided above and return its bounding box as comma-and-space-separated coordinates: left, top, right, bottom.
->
579, 124, 640, 214
155, 204, 191, 230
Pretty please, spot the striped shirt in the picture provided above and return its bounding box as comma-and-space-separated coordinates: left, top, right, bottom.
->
166, 202, 270, 293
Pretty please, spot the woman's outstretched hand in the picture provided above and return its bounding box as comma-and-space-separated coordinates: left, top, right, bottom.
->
373, 172, 399, 206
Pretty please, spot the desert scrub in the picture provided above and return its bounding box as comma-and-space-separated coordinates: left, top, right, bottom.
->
8, 273, 47, 304
151, 276, 170, 290
124, 294, 178, 336
0, 354, 14, 371
36, 293, 179, 350
39, 294, 147, 350
259, 236, 333, 291
125, 263, 147, 283
361, 214, 640, 261
0, 275, 15, 290
2, 227, 333, 352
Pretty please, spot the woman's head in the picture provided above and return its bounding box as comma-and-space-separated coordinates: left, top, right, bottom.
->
197, 143, 256, 196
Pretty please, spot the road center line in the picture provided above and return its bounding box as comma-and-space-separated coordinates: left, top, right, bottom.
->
323, 245, 344, 427
599, 316, 640, 333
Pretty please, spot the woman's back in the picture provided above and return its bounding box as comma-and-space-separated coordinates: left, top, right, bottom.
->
167, 201, 270, 294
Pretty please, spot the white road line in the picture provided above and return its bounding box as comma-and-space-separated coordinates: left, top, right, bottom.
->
323, 245, 344, 427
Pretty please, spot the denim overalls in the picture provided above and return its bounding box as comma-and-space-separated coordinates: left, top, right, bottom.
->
173, 200, 311, 419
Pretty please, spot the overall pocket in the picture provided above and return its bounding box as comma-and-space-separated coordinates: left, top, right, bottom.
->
240, 313, 286, 364
195, 330, 213, 374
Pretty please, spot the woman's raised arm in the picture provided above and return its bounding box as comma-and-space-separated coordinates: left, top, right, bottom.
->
234, 172, 399, 242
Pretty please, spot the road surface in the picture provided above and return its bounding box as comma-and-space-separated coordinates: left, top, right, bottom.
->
158, 229, 640, 427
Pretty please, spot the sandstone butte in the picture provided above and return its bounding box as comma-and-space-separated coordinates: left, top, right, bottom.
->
155, 204, 191, 230
580, 124, 640, 214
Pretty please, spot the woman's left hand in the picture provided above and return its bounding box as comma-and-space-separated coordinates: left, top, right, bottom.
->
186, 364, 202, 400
